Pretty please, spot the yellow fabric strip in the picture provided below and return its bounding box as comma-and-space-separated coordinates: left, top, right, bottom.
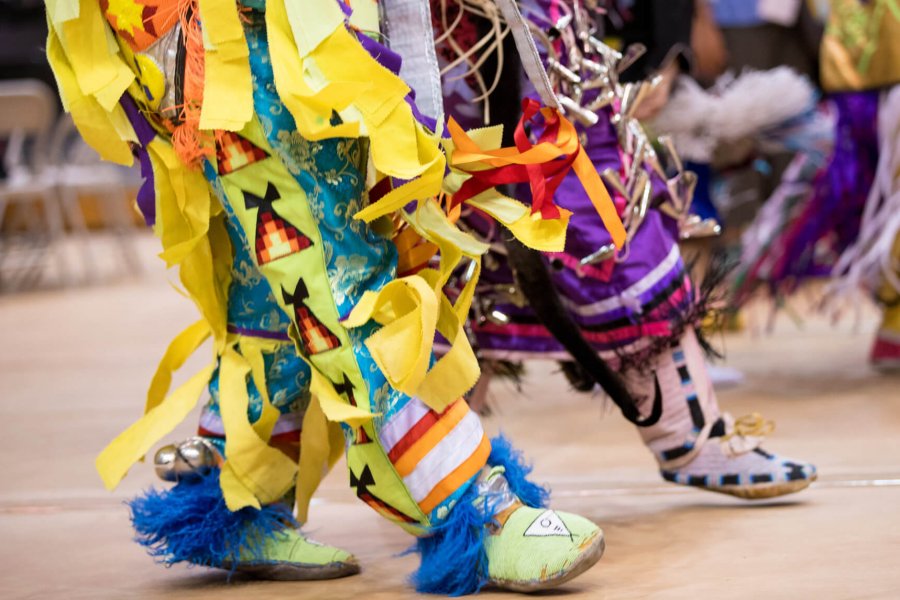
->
295, 395, 345, 523
96, 362, 215, 490
58, 0, 134, 112
94, 25, 135, 111
343, 276, 438, 393
217, 347, 298, 511
144, 319, 211, 414
197, 0, 253, 131
176, 224, 231, 350
343, 269, 481, 413
352, 146, 443, 222
266, 0, 362, 140
238, 337, 283, 441
310, 28, 414, 170
409, 199, 487, 289
46, 0, 79, 26
199, 51, 253, 131
348, 0, 380, 31
468, 195, 570, 252
152, 140, 212, 267
46, 25, 134, 165
309, 364, 378, 427
415, 291, 480, 412
149, 142, 230, 349
284, 0, 345, 56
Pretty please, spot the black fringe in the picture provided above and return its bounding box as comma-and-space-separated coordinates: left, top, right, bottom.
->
612, 249, 736, 375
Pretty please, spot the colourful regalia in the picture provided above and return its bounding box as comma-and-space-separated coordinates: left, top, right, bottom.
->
44, 0, 817, 593
45, 0, 618, 592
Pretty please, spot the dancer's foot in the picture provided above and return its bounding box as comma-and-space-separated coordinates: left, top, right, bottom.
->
485, 504, 604, 592
130, 465, 359, 581
413, 461, 603, 595
478, 466, 604, 592
624, 328, 816, 501
660, 413, 817, 499
225, 528, 360, 581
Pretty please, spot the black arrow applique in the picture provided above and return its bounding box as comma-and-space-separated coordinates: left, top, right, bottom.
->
349, 464, 416, 523
281, 279, 341, 355
242, 183, 313, 266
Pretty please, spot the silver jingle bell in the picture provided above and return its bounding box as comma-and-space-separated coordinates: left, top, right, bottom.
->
153, 445, 178, 482
154, 436, 220, 483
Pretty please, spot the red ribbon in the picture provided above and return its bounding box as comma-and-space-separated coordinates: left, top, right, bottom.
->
450, 99, 580, 220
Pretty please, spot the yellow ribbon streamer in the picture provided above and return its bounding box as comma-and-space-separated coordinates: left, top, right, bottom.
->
468, 195, 571, 252
46, 0, 79, 27
197, 0, 253, 131
151, 139, 212, 266
217, 347, 298, 511
144, 319, 211, 414
149, 141, 231, 347
344, 275, 438, 396
295, 395, 345, 523
308, 364, 377, 427
96, 360, 215, 491
57, 0, 134, 112
238, 337, 284, 441
343, 207, 483, 414
266, 0, 363, 140
46, 25, 134, 165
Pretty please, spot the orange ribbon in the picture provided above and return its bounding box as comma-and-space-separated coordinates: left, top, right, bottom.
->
448, 99, 625, 248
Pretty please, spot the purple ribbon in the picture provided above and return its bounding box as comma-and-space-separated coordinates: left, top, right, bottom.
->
120, 94, 159, 226
354, 29, 439, 132
227, 324, 292, 341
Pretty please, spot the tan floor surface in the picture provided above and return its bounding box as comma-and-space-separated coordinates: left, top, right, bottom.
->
1, 237, 899, 599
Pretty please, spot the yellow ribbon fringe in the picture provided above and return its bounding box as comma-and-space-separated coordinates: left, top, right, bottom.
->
51, 0, 614, 518
197, 0, 253, 132
46, 16, 135, 165
344, 199, 486, 413
266, 0, 447, 224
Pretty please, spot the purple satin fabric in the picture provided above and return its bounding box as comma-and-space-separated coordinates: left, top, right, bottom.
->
120, 94, 158, 226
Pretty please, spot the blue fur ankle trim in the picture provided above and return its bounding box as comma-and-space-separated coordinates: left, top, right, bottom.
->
487, 434, 550, 508
410, 482, 492, 596
128, 468, 294, 569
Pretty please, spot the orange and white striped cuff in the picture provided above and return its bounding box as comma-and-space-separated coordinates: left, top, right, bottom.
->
379, 398, 491, 514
